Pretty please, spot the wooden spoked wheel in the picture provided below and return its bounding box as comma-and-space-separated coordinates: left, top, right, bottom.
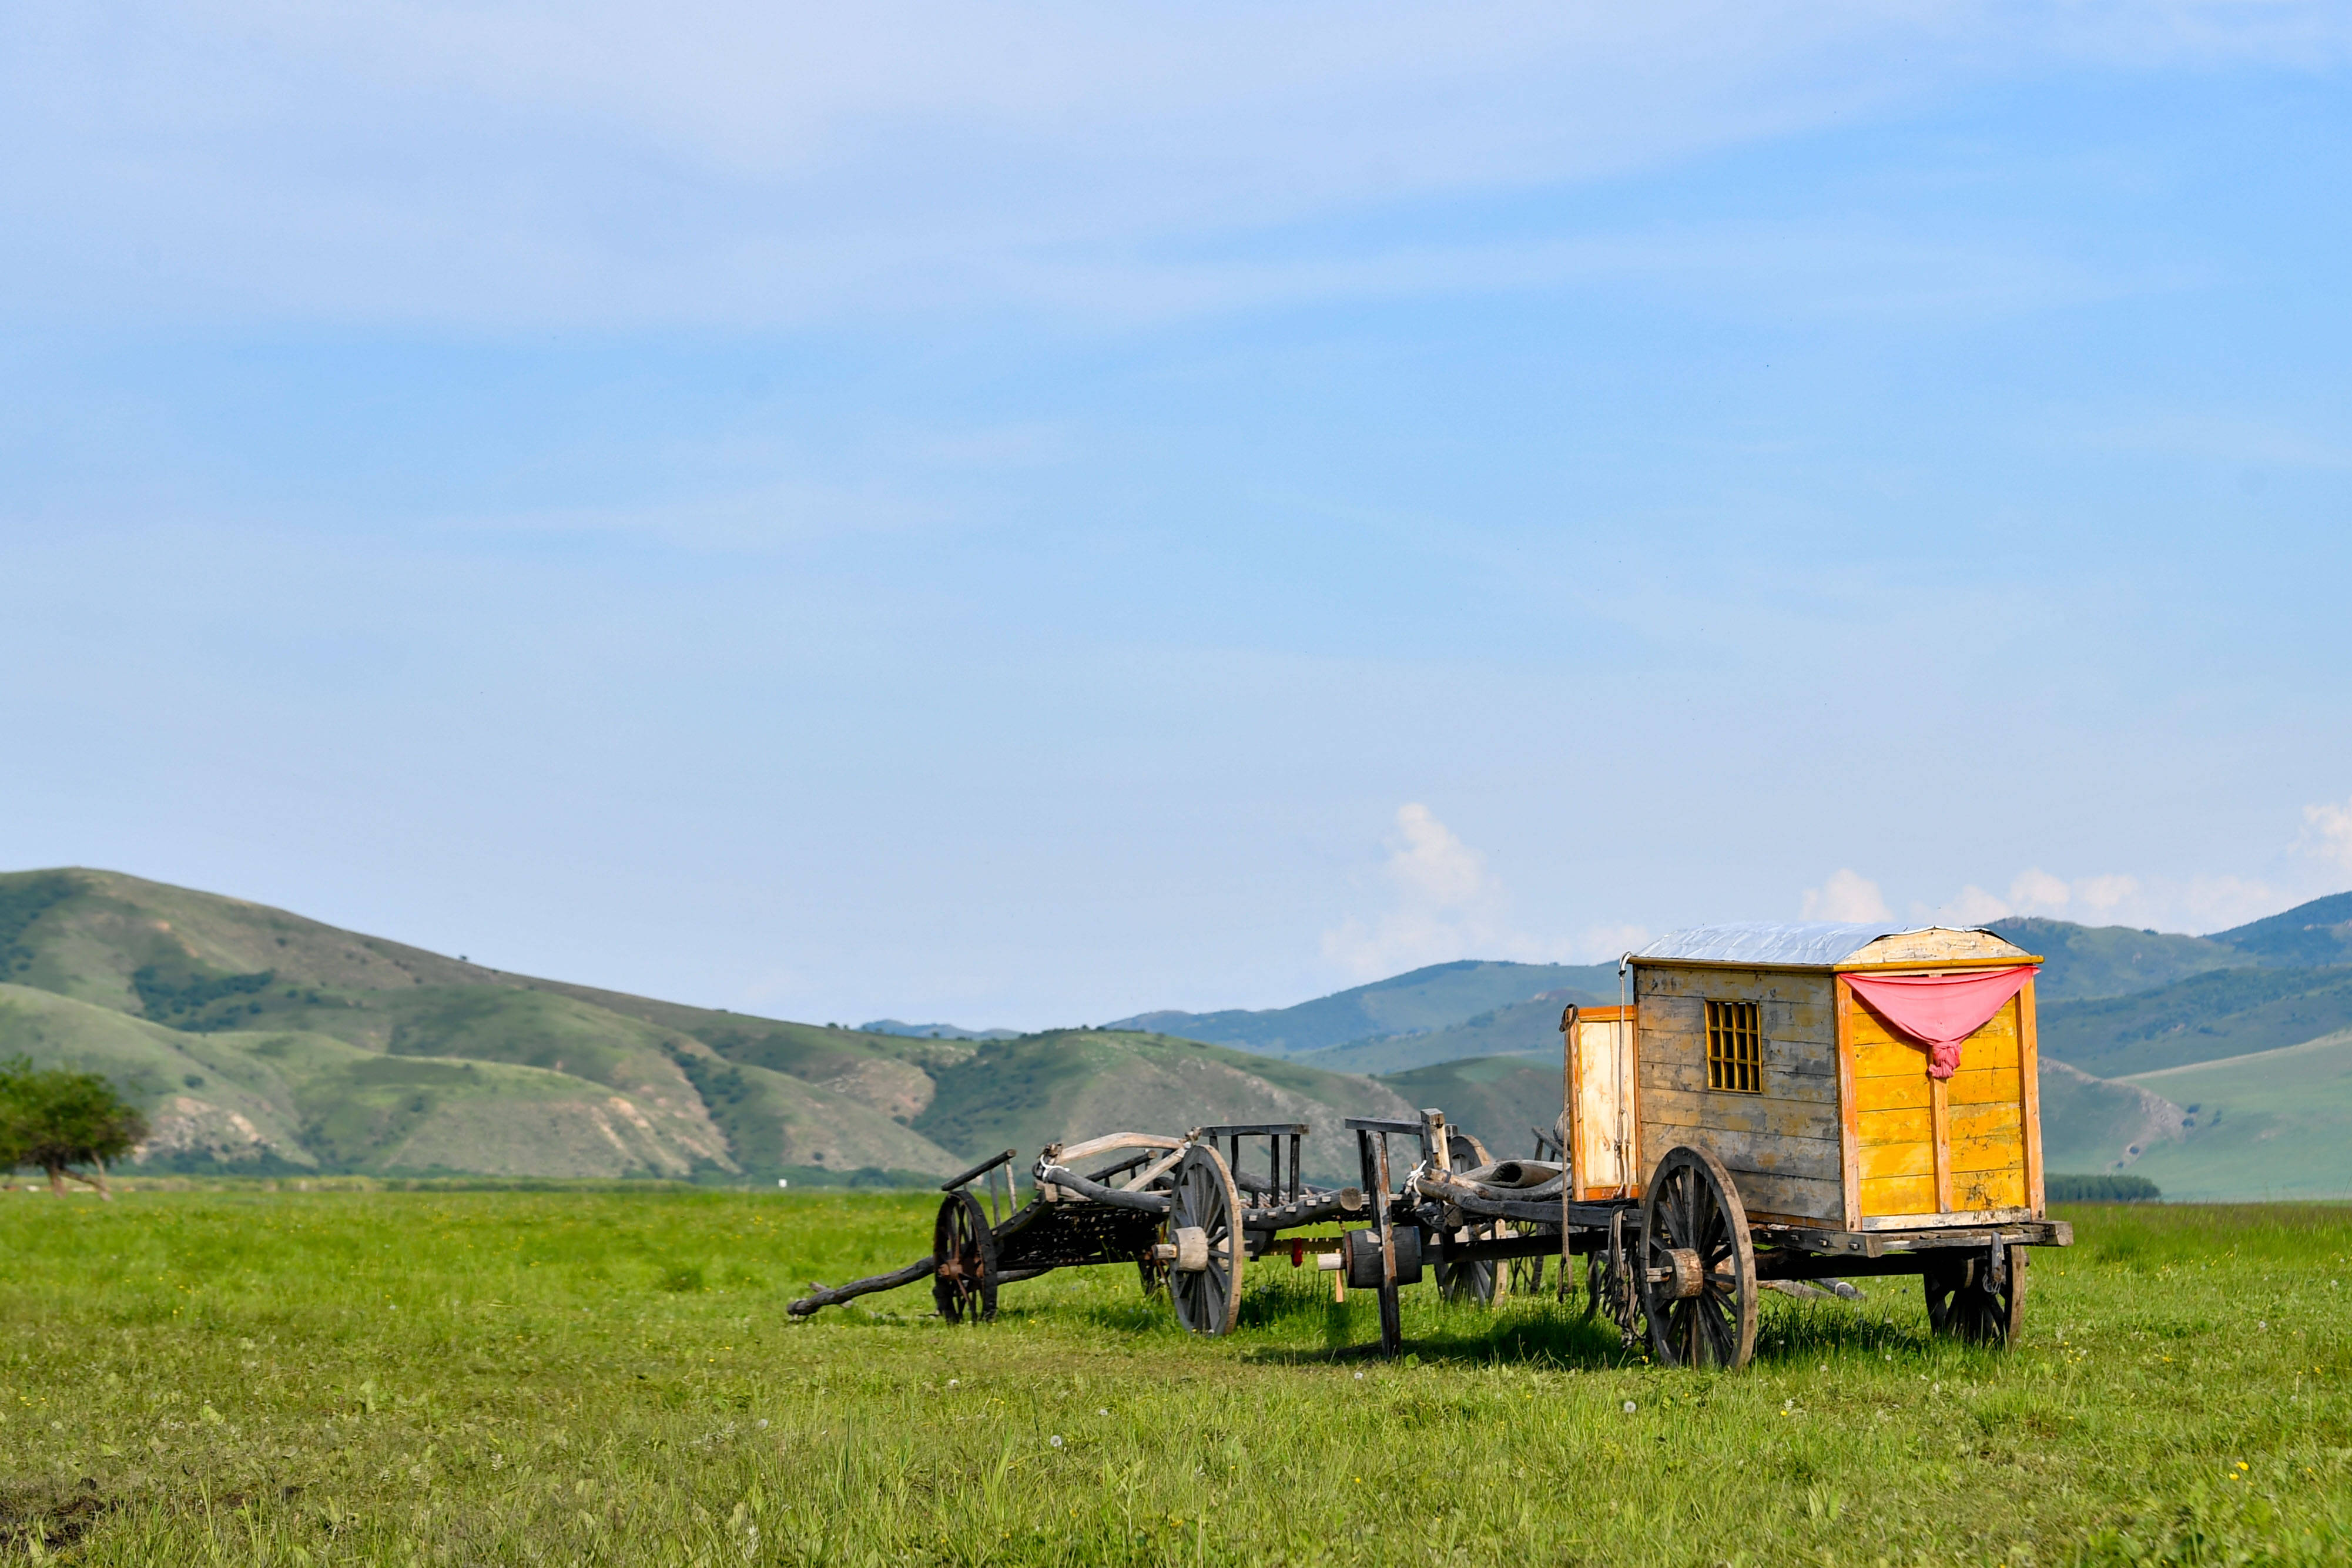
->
1924, 1246, 2027, 1346
931, 1190, 998, 1324
1167, 1143, 1244, 1335
1584, 1218, 1645, 1343
1435, 1131, 1505, 1306
1636, 1146, 1758, 1369
1436, 1242, 1500, 1305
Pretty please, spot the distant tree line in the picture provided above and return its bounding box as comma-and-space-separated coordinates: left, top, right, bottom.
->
2045, 1172, 2162, 1202
0, 1058, 148, 1199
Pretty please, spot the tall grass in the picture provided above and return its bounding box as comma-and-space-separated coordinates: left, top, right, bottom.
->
3, 1191, 2348, 1564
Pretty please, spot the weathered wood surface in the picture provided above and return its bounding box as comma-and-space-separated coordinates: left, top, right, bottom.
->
1842, 929, 2031, 966
1850, 986, 2032, 1221
1706, 1170, 1844, 1224
1569, 1013, 1638, 1197
1641, 1085, 1841, 1137
787, 1254, 937, 1317
2019, 984, 2045, 1215
1644, 1057, 1838, 1097
1633, 967, 1842, 1223
1032, 1160, 1174, 1214
1052, 1132, 1184, 1163
1835, 977, 1862, 1228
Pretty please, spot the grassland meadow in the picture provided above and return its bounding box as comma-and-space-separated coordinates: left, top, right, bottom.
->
3, 1188, 2348, 1565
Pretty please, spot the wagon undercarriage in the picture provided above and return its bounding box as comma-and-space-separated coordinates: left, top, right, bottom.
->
786, 1103, 2069, 1370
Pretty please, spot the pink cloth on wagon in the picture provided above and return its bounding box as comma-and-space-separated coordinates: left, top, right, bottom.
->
1843, 965, 2039, 1081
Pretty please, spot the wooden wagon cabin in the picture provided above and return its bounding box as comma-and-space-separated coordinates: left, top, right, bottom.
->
1556, 921, 2074, 1367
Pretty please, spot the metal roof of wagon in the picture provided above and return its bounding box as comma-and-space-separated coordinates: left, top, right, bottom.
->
1632, 922, 2019, 967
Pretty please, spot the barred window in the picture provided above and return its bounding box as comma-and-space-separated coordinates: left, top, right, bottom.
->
1706, 1000, 1762, 1093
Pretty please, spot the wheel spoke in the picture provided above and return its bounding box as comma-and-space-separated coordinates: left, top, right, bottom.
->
1699, 1297, 1733, 1366
1701, 1200, 1727, 1257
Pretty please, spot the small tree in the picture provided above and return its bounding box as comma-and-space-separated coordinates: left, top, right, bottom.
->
0, 1057, 149, 1200
0, 1065, 29, 1191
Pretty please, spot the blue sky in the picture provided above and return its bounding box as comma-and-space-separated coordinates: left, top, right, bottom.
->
5, 2, 2350, 1027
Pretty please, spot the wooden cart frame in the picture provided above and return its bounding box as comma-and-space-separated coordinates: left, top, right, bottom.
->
787, 1123, 1369, 1334
1379, 922, 2075, 1366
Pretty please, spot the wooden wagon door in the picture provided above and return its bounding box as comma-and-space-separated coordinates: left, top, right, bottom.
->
1838, 976, 2042, 1224
1565, 1006, 1640, 1200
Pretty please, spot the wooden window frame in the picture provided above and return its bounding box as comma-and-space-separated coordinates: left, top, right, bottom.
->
1704, 999, 1763, 1094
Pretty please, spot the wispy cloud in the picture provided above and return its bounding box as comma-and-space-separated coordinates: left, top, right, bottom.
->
1800, 868, 1890, 923
1919, 868, 2280, 935
1322, 803, 1575, 978
9, 1, 2347, 330
2300, 796, 2352, 875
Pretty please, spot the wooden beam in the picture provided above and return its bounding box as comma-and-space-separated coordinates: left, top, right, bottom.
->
1834, 976, 1861, 1231
2018, 981, 2045, 1217
1929, 1077, 1954, 1215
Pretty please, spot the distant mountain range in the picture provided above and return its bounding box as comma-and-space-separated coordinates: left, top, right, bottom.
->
5, 866, 2349, 1198
1106, 960, 1617, 1058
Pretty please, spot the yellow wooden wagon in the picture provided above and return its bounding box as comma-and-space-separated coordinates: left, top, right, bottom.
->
1550, 921, 2073, 1366
1386, 922, 2073, 1366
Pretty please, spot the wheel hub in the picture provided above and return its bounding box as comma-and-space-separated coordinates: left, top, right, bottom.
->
1171, 1225, 1210, 1273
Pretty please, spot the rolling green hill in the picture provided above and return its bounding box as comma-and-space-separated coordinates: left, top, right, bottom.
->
2034, 1058, 2191, 1174
1302, 993, 1584, 1074
2116, 1030, 2352, 1201
0, 868, 988, 1181
0, 868, 1420, 1185
2205, 892, 2352, 967
1984, 917, 2243, 1000
1108, 960, 1614, 1058
2038, 966, 2352, 1078
1375, 1054, 1563, 1161
12, 866, 2350, 1196
913, 1030, 1415, 1186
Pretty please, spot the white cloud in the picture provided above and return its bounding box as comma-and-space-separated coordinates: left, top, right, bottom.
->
1800, 869, 1889, 923
1922, 868, 2278, 934
2301, 798, 2352, 875
1321, 803, 1556, 978
2007, 868, 2072, 914
2072, 873, 2143, 918
1938, 884, 2014, 926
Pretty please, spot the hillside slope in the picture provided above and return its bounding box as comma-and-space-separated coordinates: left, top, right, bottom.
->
2205, 893, 2352, 967
2035, 1058, 2190, 1174
1984, 918, 2242, 1000
1302, 993, 1581, 1074
2039, 967, 2352, 1078
1111, 960, 1613, 1058
913, 1030, 1414, 1186
0, 869, 973, 1181
0, 867, 1430, 1184
1376, 1054, 1563, 1160
2119, 1030, 2352, 1201
0, 984, 736, 1178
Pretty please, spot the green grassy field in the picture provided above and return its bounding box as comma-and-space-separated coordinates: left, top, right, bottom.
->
4, 1190, 2350, 1566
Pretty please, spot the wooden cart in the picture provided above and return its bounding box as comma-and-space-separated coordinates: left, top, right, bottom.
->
786, 1123, 1368, 1334
1380, 922, 2073, 1366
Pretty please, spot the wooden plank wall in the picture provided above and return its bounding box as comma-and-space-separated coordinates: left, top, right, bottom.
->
1568, 1009, 1638, 1200
1850, 991, 2028, 1217
1633, 966, 1843, 1224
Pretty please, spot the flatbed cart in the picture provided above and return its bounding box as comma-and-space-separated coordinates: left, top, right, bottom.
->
1349, 922, 2078, 1368
786, 1123, 1369, 1334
